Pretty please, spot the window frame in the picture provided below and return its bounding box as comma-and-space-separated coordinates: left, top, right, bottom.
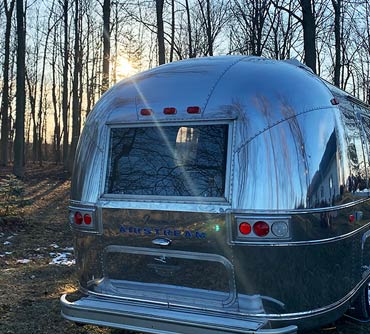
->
101, 120, 234, 204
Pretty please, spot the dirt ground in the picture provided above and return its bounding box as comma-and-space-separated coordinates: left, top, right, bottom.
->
0, 163, 370, 334
0, 164, 121, 334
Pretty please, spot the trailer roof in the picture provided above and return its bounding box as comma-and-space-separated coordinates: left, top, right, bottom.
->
86, 56, 338, 129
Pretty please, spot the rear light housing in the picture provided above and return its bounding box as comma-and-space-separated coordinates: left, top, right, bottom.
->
69, 204, 100, 234
235, 216, 291, 241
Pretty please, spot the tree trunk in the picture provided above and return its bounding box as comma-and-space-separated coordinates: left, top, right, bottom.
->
69, 0, 82, 171
0, 0, 15, 166
156, 0, 165, 64
62, 0, 69, 169
206, 0, 213, 56
332, 0, 341, 87
51, 36, 61, 164
300, 0, 316, 73
13, 0, 26, 177
25, 72, 38, 162
102, 0, 110, 93
37, 21, 54, 166
185, 0, 193, 58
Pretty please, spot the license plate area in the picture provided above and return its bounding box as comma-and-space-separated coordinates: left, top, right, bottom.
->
97, 245, 236, 309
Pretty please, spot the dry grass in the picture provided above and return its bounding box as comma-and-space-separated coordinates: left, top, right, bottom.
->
0, 164, 122, 334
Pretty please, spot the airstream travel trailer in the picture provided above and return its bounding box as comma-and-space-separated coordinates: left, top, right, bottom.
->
61, 56, 370, 333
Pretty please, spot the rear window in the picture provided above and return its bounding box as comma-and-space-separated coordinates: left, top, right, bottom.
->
105, 124, 228, 198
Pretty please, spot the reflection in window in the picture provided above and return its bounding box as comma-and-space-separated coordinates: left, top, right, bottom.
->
105, 124, 228, 197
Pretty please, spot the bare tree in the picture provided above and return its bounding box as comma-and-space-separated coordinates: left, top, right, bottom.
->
70, 0, 83, 170
156, 0, 166, 64
61, 0, 69, 169
268, 1, 301, 60
102, 0, 110, 93
51, 23, 61, 164
169, 0, 175, 62
184, 0, 194, 57
193, 0, 229, 56
0, 0, 15, 166
13, 0, 26, 177
230, 0, 273, 55
272, 0, 317, 73
36, 1, 57, 165
331, 0, 341, 86
300, 0, 316, 73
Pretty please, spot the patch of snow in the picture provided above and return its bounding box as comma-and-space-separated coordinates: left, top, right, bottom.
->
3, 241, 12, 246
49, 252, 75, 266
49, 243, 60, 249
0, 251, 13, 256
16, 259, 31, 264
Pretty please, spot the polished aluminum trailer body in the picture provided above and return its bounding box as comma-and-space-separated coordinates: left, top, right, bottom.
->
61, 56, 370, 333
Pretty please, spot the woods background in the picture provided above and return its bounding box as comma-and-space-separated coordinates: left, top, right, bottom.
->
0, 0, 370, 176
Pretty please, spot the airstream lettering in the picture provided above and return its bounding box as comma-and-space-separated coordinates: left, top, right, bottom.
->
61, 56, 370, 333
119, 225, 207, 239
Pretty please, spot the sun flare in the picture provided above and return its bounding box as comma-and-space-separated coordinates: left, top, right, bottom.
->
116, 56, 135, 78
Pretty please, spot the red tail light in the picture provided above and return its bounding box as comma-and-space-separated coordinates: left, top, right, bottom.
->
84, 214, 92, 225
253, 221, 270, 237
74, 212, 83, 225
239, 222, 252, 235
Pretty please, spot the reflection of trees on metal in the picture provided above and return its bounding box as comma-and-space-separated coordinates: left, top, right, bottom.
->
307, 131, 339, 207
106, 125, 228, 197
280, 97, 309, 207
340, 104, 367, 186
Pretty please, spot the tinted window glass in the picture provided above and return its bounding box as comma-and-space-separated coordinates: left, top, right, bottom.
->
105, 125, 228, 197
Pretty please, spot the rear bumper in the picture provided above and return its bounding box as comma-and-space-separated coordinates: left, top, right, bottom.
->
60, 294, 297, 334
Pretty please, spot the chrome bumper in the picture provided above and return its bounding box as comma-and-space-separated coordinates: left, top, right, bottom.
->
60, 294, 297, 334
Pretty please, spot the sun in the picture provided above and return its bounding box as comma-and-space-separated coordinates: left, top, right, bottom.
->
116, 56, 135, 78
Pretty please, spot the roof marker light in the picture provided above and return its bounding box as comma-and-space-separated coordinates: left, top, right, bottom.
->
187, 106, 201, 114
164, 107, 177, 115
330, 98, 339, 105
140, 108, 153, 116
